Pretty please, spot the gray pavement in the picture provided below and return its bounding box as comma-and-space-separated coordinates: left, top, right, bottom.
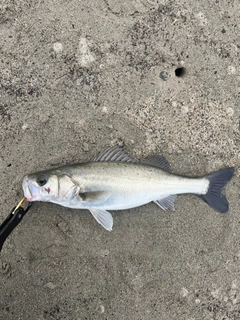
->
0, 1, 239, 319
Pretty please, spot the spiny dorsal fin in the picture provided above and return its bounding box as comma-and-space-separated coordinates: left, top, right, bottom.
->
91, 145, 136, 163
143, 155, 171, 173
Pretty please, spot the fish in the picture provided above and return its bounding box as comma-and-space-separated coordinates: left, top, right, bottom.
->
22, 145, 235, 231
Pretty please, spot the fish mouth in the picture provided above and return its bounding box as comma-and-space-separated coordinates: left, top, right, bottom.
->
22, 176, 38, 201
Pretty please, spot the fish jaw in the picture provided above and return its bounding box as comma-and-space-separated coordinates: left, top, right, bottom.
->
22, 175, 42, 201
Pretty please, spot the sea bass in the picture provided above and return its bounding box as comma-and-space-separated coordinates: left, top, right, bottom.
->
22, 145, 234, 231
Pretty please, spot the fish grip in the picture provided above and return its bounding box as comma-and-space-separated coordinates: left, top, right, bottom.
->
0, 198, 32, 252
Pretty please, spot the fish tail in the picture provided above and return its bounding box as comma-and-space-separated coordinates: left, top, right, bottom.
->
200, 167, 234, 213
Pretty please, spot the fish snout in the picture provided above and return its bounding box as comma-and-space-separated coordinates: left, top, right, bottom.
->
22, 175, 38, 201
22, 175, 30, 200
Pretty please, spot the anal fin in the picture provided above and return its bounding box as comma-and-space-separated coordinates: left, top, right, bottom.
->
89, 208, 113, 231
154, 195, 176, 211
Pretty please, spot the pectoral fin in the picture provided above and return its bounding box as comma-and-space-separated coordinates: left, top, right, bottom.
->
89, 209, 113, 231
79, 191, 111, 205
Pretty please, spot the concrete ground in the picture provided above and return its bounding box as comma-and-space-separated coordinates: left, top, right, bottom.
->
0, 0, 239, 319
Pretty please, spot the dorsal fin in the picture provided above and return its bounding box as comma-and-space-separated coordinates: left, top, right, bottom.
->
91, 145, 136, 163
143, 155, 171, 173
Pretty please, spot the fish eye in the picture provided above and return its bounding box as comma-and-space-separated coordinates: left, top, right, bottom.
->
36, 175, 48, 187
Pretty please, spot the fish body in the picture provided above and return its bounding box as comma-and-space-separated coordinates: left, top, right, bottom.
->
22, 146, 234, 231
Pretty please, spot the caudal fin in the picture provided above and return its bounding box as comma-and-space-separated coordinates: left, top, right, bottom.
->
201, 167, 234, 213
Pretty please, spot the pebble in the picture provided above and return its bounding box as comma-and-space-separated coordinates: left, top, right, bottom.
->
53, 42, 63, 54
83, 143, 89, 151
102, 106, 108, 113
77, 37, 95, 67
45, 282, 56, 290
181, 106, 189, 114
22, 123, 29, 130
227, 65, 236, 74
226, 107, 234, 116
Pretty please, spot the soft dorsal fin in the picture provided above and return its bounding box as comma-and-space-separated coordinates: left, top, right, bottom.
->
91, 145, 136, 163
143, 155, 171, 173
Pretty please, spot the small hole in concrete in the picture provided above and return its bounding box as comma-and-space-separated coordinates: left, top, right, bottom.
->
7, 164, 11, 167
175, 67, 186, 77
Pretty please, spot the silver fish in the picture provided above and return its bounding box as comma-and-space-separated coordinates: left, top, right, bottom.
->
22, 145, 234, 231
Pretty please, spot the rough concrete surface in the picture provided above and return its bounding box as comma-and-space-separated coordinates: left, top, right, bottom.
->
0, 0, 239, 319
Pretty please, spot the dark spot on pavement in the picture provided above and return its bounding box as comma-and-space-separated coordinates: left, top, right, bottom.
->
175, 67, 186, 77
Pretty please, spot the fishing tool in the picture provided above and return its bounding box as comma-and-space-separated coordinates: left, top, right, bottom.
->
0, 197, 32, 252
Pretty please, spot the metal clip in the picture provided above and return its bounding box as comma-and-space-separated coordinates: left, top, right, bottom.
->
11, 197, 32, 215
0, 197, 32, 252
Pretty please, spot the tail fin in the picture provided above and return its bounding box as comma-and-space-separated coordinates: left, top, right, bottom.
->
201, 167, 234, 213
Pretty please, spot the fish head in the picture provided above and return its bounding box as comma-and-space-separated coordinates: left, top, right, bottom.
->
22, 169, 79, 204
22, 171, 60, 202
